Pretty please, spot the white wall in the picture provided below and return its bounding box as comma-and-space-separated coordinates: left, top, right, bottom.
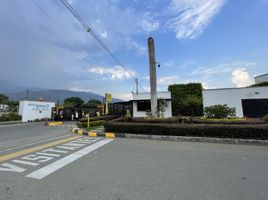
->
133, 100, 172, 118
203, 87, 268, 117
132, 91, 172, 118
255, 74, 268, 84
19, 101, 55, 122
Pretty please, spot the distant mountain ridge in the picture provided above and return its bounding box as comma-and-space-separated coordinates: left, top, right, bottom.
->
0, 80, 122, 103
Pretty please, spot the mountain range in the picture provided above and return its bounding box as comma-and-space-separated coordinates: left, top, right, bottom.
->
0, 80, 122, 103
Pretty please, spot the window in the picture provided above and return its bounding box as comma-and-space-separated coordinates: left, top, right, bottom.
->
137, 100, 151, 111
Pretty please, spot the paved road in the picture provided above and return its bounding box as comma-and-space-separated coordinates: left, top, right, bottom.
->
0, 123, 268, 200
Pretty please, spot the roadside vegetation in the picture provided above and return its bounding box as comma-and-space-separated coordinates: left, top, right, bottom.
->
0, 93, 21, 122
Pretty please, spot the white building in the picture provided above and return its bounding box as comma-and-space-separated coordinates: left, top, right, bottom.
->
19, 100, 55, 122
132, 91, 172, 118
255, 73, 268, 84
203, 87, 268, 118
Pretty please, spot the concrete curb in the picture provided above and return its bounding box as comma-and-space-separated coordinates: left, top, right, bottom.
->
72, 128, 115, 138
115, 133, 268, 146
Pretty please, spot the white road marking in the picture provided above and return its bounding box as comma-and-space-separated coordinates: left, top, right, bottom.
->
12, 159, 39, 166
42, 148, 68, 154
0, 163, 26, 172
56, 145, 79, 151
26, 138, 113, 179
21, 154, 53, 163
36, 152, 60, 157
0, 134, 73, 153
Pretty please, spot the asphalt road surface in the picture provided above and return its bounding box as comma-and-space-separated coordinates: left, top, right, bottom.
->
0, 123, 268, 200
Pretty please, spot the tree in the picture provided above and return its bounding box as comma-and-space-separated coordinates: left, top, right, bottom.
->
157, 98, 168, 118
82, 99, 102, 108
64, 97, 84, 107
0, 94, 9, 104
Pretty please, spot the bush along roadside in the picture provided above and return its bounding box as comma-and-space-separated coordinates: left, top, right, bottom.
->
0, 112, 21, 122
77, 120, 105, 128
105, 119, 268, 140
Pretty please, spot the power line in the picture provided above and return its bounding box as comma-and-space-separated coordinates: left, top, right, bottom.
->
60, 0, 146, 95
60, 0, 127, 71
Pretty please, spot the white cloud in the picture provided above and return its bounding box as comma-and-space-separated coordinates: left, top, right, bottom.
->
166, 0, 226, 39
158, 76, 179, 85
191, 62, 257, 78
139, 19, 159, 32
231, 68, 253, 87
85, 65, 136, 80
113, 92, 133, 101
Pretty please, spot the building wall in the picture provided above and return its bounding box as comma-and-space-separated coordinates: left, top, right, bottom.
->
203, 87, 268, 117
19, 101, 55, 122
133, 100, 172, 118
255, 74, 268, 84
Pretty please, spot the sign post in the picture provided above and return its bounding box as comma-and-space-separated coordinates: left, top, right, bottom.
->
87, 112, 90, 128
105, 93, 112, 115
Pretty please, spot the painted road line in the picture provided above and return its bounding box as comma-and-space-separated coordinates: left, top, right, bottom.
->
12, 159, 39, 166
0, 135, 81, 163
26, 138, 113, 179
0, 134, 75, 154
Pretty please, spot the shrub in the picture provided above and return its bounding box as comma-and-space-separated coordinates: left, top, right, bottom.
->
264, 115, 268, 122
105, 120, 268, 140
77, 120, 105, 128
168, 83, 203, 116
131, 117, 178, 123
0, 112, 21, 122
79, 115, 119, 123
157, 99, 168, 118
204, 104, 236, 119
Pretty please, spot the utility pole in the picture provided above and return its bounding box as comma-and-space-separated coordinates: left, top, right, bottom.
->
135, 78, 139, 94
148, 37, 157, 117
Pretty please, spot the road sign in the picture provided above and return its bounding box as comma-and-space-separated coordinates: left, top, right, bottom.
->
105, 93, 112, 102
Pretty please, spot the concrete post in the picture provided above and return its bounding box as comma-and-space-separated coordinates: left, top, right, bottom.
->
148, 37, 157, 117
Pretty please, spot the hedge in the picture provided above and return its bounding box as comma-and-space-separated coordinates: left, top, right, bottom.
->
79, 115, 119, 123
168, 83, 203, 116
77, 120, 105, 128
105, 120, 268, 140
191, 117, 267, 124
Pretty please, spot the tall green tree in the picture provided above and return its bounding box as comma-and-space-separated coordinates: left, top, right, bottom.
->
64, 97, 84, 107
82, 99, 102, 108
0, 94, 9, 104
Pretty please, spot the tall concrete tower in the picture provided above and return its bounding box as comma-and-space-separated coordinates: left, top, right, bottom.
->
148, 37, 157, 117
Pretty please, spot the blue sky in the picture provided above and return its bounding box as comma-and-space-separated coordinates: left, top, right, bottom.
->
0, 0, 268, 100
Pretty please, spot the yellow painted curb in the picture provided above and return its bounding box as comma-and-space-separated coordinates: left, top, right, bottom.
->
77, 129, 83, 135
105, 132, 115, 138
47, 121, 64, 126
72, 128, 78, 133
88, 132, 97, 137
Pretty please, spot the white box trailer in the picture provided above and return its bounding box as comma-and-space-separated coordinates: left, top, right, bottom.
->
19, 101, 55, 122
